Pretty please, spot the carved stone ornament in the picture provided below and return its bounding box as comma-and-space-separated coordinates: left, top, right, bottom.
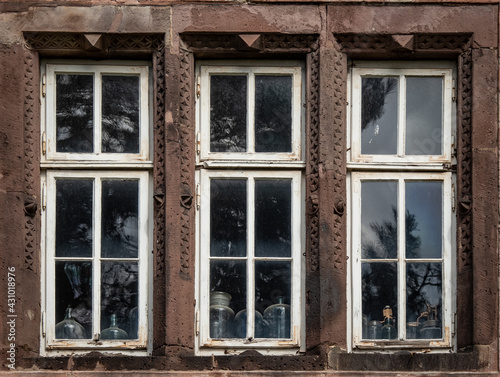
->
23, 32, 166, 274
181, 33, 319, 53
335, 33, 472, 53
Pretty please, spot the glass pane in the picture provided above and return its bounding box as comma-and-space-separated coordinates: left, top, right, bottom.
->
406, 77, 443, 155
255, 75, 292, 152
210, 75, 247, 152
102, 75, 140, 153
406, 181, 443, 259
55, 261, 92, 339
101, 180, 139, 258
210, 179, 247, 257
361, 262, 397, 340
210, 260, 246, 339
56, 179, 93, 258
406, 262, 442, 339
255, 179, 291, 258
361, 77, 398, 155
56, 74, 94, 153
255, 261, 291, 338
101, 261, 139, 339
361, 181, 398, 259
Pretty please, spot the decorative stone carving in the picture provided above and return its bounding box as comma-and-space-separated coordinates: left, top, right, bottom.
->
457, 47, 473, 272
23, 48, 38, 272
24, 32, 164, 54
335, 33, 471, 53
307, 48, 321, 272
331, 45, 346, 271
153, 43, 167, 277
179, 47, 194, 278
182, 33, 319, 53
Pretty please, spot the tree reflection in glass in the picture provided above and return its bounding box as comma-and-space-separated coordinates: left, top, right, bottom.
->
255, 75, 292, 153
101, 180, 139, 258
210, 179, 247, 257
100, 261, 139, 339
255, 179, 291, 258
361, 77, 398, 155
56, 179, 93, 258
102, 75, 140, 153
361, 180, 443, 340
210, 75, 247, 152
55, 261, 92, 339
56, 74, 94, 153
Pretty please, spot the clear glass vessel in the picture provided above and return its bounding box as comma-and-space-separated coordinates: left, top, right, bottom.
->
101, 313, 128, 340
55, 307, 86, 339
263, 296, 290, 338
234, 309, 265, 338
210, 291, 235, 339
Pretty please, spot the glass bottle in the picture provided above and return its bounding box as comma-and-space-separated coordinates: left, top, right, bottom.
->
366, 320, 381, 339
55, 307, 86, 339
380, 305, 397, 340
263, 296, 290, 338
210, 291, 235, 339
101, 313, 128, 340
234, 309, 265, 338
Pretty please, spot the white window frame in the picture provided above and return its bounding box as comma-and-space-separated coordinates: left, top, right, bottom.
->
195, 60, 305, 355
349, 61, 455, 168
350, 172, 455, 349
44, 171, 151, 350
40, 61, 153, 355
197, 61, 303, 165
197, 170, 304, 353
43, 62, 150, 165
348, 61, 456, 351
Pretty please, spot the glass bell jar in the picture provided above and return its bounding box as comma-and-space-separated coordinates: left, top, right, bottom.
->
234, 309, 265, 338
101, 313, 129, 340
55, 307, 86, 339
263, 296, 290, 338
210, 291, 235, 339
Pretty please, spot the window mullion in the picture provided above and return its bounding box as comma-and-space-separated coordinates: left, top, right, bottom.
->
248, 72, 256, 154
94, 72, 102, 155
247, 176, 256, 338
93, 177, 102, 340
398, 178, 406, 341
398, 75, 406, 158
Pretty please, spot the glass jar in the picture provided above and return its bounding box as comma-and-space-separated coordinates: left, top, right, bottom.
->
55, 307, 86, 339
101, 313, 128, 340
234, 309, 265, 338
210, 291, 235, 339
263, 296, 290, 338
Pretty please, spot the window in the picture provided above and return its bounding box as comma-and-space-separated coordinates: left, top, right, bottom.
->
195, 61, 305, 354
41, 62, 152, 352
348, 61, 456, 349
